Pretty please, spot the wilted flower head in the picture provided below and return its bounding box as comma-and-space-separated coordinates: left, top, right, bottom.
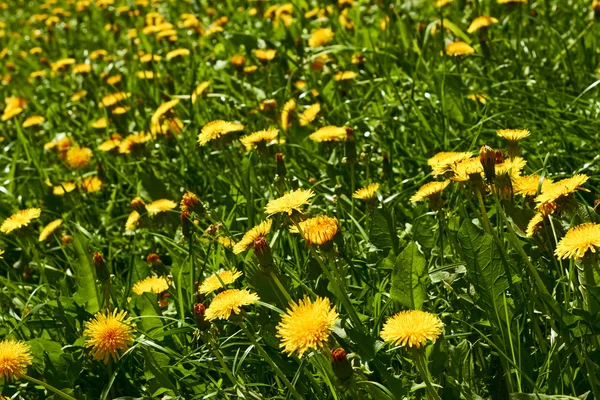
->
265, 189, 315, 216
1, 208, 41, 234
198, 269, 243, 294
555, 223, 600, 260
84, 309, 136, 363
180, 191, 200, 212
0, 339, 32, 380
380, 310, 443, 349
277, 296, 338, 357
205, 289, 260, 321
232, 219, 273, 254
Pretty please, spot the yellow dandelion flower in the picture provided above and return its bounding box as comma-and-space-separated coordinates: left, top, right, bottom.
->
39, 219, 63, 241
467, 93, 487, 103
410, 180, 450, 202
497, 129, 530, 142
467, 16, 499, 33
334, 71, 357, 81
140, 53, 162, 63
555, 223, 600, 260
101, 92, 130, 108
71, 90, 87, 102
192, 81, 210, 104
353, 183, 380, 200
53, 182, 77, 196
240, 128, 279, 151
198, 120, 244, 146
151, 99, 179, 124
435, 0, 453, 7
137, 70, 160, 79
265, 189, 315, 216
451, 158, 483, 182
73, 63, 92, 74
198, 269, 243, 294
205, 289, 260, 321
84, 309, 136, 364
299, 103, 320, 126
113, 106, 129, 115
0, 339, 32, 380
290, 216, 339, 245
232, 219, 273, 254
495, 156, 527, 177
1, 208, 41, 234
22, 115, 44, 128
218, 236, 235, 248
281, 98, 296, 131
277, 296, 338, 357
244, 65, 258, 74
51, 57, 75, 71
535, 174, 589, 212
125, 211, 140, 231
132, 276, 170, 295
308, 28, 334, 48
89, 49, 108, 60
106, 74, 121, 85
98, 137, 121, 152
65, 146, 93, 168
145, 199, 177, 216
309, 126, 347, 142
118, 132, 153, 154
82, 176, 103, 193
526, 213, 544, 237
446, 41, 475, 56
92, 117, 107, 129
498, 0, 526, 4
166, 48, 189, 61
513, 175, 553, 197
428, 152, 473, 176
253, 49, 277, 62
381, 310, 443, 349
2, 106, 23, 121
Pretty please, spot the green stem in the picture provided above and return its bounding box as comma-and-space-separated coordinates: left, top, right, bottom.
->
411, 349, 441, 400
207, 333, 240, 387
269, 269, 293, 304
22, 375, 77, 400
240, 323, 304, 400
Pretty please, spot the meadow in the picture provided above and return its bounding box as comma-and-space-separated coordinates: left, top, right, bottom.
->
1, 0, 600, 398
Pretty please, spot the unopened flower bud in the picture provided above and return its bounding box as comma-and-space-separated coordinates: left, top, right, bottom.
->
181, 210, 192, 238
93, 251, 110, 283
131, 196, 146, 213
146, 253, 161, 266
181, 191, 204, 215
60, 235, 73, 244
331, 348, 353, 381
193, 303, 211, 330
276, 153, 286, 178
253, 236, 273, 268
479, 145, 496, 182
345, 127, 357, 163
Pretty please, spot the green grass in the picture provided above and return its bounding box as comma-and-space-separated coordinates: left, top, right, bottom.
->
1, 0, 600, 398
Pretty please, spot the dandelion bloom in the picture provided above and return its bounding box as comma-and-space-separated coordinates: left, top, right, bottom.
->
410, 180, 450, 202
277, 296, 338, 357
526, 213, 544, 237
435, 0, 453, 7
290, 216, 339, 245
299, 103, 320, 126
513, 175, 552, 197
334, 71, 357, 81
381, 310, 443, 349
65, 146, 93, 168
281, 98, 296, 131
166, 48, 189, 60
0, 339, 33, 380
494, 156, 527, 178
1, 208, 41, 234
82, 176, 103, 192
554, 223, 600, 260
232, 219, 273, 254
497, 129, 530, 142
22, 115, 44, 128
497, 0, 526, 3
71, 90, 87, 102
428, 151, 473, 176
106, 74, 121, 85
92, 117, 108, 129
101, 92, 130, 107
205, 289, 260, 321
51, 57, 75, 71
132, 276, 170, 295
534, 174, 589, 213
53, 182, 77, 196
73, 63, 92, 74
39, 219, 63, 241
265, 189, 315, 216
84, 309, 136, 363
118, 132, 153, 153
253, 49, 277, 62
467, 93, 487, 103
198, 120, 245, 146
467, 16, 499, 33
308, 27, 334, 48
451, 158, 484, 182
446, 42, 475, 56
240, 128, 279, 151
151, 99, 179, 124
309, 126, 348, 142
191, 81, 210, 104
218, 237, 235, 248
145, 199, 177, 216
137, 70, 160, 79
353, 183, 380, 200
125, 211, 140, 231
198, 269, 243, 294
180, 191, 200, 211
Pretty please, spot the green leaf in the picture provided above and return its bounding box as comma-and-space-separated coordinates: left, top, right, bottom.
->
390, 242, 428, 310
71, 229, 101, 314
457, 220, 510, 326
510, 394, 589, 400
369, 207, 397, 251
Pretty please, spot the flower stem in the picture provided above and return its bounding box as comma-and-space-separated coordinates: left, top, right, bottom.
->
269, 269, 293, 304
22, 375, 77, 400
206, 333, 239, 387
240, 323, 304, 400
410, 349, 441, 400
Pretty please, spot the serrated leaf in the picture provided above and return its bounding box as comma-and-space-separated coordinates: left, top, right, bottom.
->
71, 230, 100, 314
369, 207, 397, 251
390, 242, 428, 310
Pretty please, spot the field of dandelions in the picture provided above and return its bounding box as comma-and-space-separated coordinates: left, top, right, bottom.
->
2, 0, 600, 399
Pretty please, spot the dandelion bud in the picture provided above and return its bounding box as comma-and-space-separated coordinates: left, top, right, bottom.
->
60, 235, 73, 244
146, 253, 161, 265
231, 54, 246, 69
181, 191, 203, 214
344, 127, 357, 164
93, 251, 110, 283
276, 153, 287, 178
331, 348, 353, 381
131, 197, 146, 213
193, 303, 211, 331
479, 145, 496, 182
181, 210, 192, 238
253, 236, 273, 268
